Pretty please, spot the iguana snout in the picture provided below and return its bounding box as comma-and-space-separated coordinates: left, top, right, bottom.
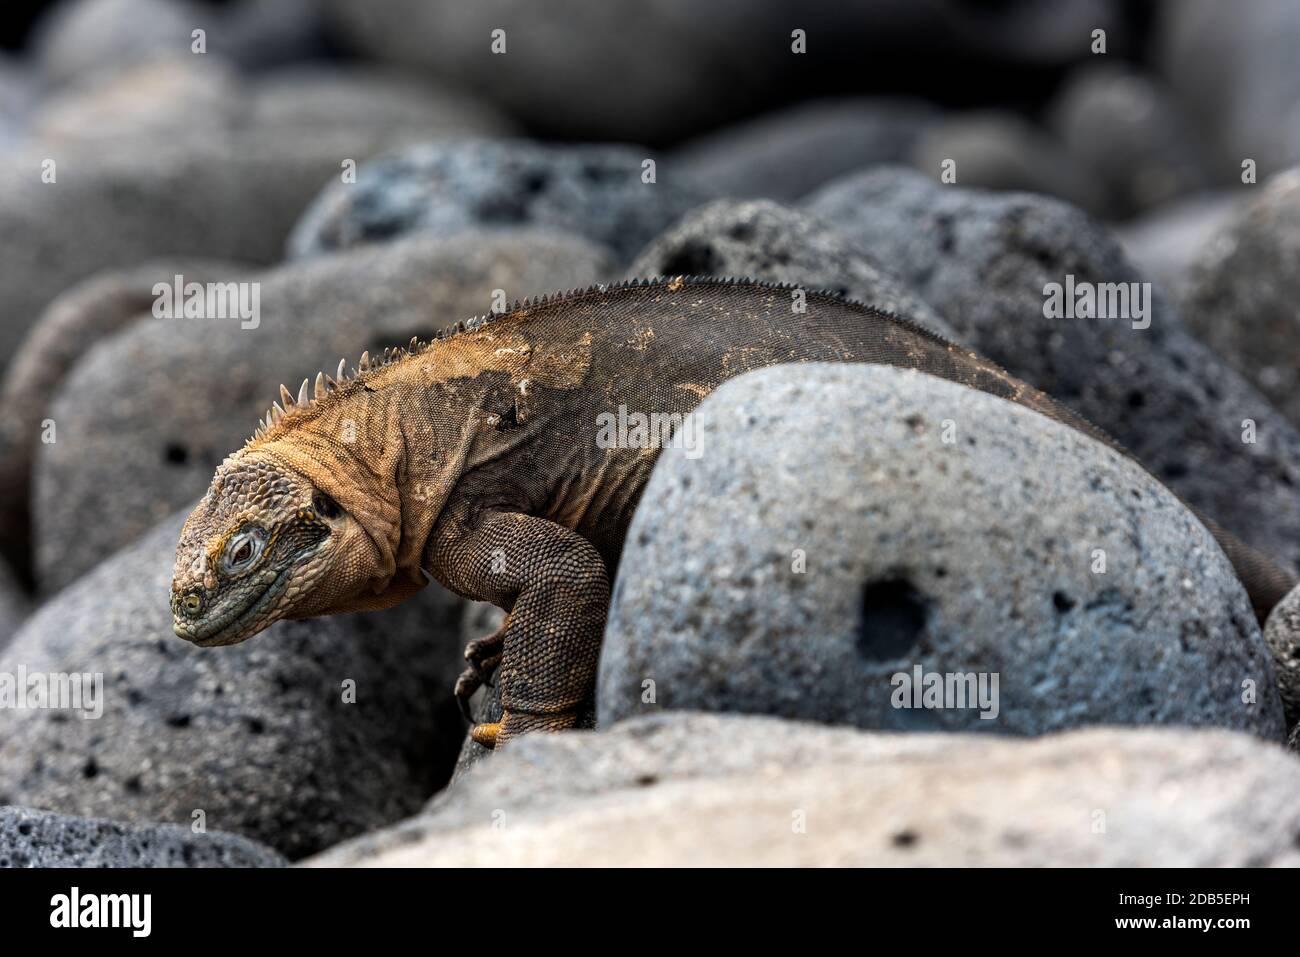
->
170, 452, 354, 647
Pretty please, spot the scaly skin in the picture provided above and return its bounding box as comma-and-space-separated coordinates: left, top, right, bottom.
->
171, 277, 1297, 745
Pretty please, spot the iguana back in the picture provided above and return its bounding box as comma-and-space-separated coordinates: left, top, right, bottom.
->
430, 277, 1290, 619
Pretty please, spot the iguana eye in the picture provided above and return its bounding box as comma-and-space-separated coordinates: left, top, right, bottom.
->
312, 492, 341, 519
222, 528, 265, 572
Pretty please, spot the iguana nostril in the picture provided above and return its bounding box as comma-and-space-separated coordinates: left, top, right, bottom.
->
182, 593, 203, 617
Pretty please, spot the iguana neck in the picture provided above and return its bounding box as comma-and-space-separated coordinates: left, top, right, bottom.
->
252, 382, 411, 596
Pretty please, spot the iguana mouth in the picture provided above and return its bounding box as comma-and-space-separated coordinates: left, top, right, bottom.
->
173, 566, 293, 647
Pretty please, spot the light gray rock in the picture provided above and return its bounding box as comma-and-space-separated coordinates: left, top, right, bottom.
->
805, 167, 1300, 576
672, 99, 939, 201
0, 511, 466, 860
1263, 582, 1300, 730
305, 713, 1300, 867
245, 66, 507, 136
1182, 169, 1300, 428
1048, 63, 1210, 217
1113, 192, 1240, 299
908, 111, 1111, 216
0, 805, 286, 868
32, 231, 613, 593
32, 56, 245, 142
1158, 0, 1300, 178
30, 0, 201, 85
0, 259, 253, 587
599, 364, 1283, 739
288, 140, 713, 262
628, 200, 958, 341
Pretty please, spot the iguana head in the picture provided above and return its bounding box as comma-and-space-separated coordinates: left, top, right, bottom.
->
170, 450, 366, 646
171, 352, 439, 646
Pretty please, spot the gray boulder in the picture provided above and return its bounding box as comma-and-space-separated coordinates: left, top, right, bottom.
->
805, 167, 1300, 575
306, 713, 1300, 867
32, 56, 244, 142
0, 69, 511, 371
0, 259, 253, 586
628, 200, 957, 341
32, 231, 613, 593
672, 99, 939, 201
288, 140, 713, 262
0, 806, 285, 868
599, 364, 1283, 739
1182, 170, 1300, 427
0, 512, 466, 860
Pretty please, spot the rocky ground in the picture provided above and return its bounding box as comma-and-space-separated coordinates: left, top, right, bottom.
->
2, 0, 1300, 867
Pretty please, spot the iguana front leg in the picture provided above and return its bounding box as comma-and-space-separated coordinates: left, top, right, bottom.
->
430, 509, 610, 747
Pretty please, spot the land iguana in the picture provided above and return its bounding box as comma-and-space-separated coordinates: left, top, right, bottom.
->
170, 277, 1296, 746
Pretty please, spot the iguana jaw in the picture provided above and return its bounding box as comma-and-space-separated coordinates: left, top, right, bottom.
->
172, 546, 318, 647
171, 450, 365, 647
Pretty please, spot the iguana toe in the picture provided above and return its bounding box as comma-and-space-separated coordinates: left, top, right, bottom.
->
470, 721, 502, 748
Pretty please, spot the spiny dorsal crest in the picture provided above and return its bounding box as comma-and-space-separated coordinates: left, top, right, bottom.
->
240, 276, 917, 447
245, 336, 432, 445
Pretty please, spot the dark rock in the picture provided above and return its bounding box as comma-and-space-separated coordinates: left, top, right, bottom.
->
908, 111, 1111, 216
0, 558, 27, 651
0, 55, 36, 146
672, 98, 939, 201
1048, 63, 1211, 217
320, 0, 1127, 145
210, 0, 331, 71
629, 200, 957, 340
937, 0, 1128, 66
306, 714, 1300, 866
449, 602, 505, 783
288, 139, 713, 263
32, 231, 613, 593
0, 511, 466, 861
599, 364, 1284, 740
1182, 170, 1300, 427
450, 600, 597, 785
805, 167, 1300, 575
319, 0, 809, 144
0, 805, 286, 868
